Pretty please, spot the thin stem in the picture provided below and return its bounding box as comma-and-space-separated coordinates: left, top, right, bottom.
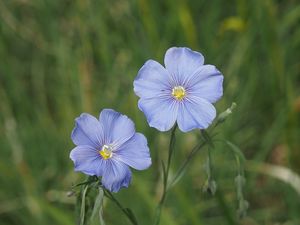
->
103, 189, 139, 225
168, 140, 206, 188
202, 145, 218, 195
169, 131, 219, 188
153, 124, 219, 225
153, 124, 177, 225
207, 146, 213, 179
163, 123, 177, 197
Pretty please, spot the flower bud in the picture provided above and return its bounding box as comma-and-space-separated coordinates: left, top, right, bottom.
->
202, 179, 217, 195
217, 102, 237, 123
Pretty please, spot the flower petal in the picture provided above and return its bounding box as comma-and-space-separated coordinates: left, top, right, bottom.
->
164, 47, 205, 85
134, 60, 172, 99
114, 133, 151, 170
101, 160, 132, 192
177, 97, 216, 132
99, 109, 135, 148
186, 65, 223, 103
70, 145, 104, 176
138, 96, 178, 132
71, 113, 104, 148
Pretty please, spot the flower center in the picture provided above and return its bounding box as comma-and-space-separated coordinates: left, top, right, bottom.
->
172, 86, 186, 100
99, 144, 113, 160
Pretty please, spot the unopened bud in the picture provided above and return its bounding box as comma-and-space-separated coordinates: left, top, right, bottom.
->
237, 200, 249, 218
67, 190, 76, 197
202, 179, 217, 195
217, 102, 237, 123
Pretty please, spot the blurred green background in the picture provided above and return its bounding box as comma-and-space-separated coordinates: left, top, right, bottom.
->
1, 0, 300, 224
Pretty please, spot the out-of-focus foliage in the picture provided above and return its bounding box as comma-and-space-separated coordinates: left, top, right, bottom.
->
0, 0, 299, 224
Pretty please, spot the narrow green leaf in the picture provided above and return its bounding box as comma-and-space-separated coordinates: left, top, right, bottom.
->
90, 188, 105, 225
80, 185, 89, 225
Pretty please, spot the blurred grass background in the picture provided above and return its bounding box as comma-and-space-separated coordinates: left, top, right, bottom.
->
0, 0, 300, 224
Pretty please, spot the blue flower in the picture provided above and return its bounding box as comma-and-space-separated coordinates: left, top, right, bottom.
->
70, 109, 152, 192
134, 47, 223, 132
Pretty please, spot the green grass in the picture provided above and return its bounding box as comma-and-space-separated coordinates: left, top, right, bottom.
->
0, 0, 300, 224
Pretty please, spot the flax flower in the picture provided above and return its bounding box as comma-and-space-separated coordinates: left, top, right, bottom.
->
70, 109, 152, 192
134, 47, 223, 132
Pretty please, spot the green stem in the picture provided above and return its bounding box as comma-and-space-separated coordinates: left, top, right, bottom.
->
207, 146, 213, 180
153, 123, 220, 225
169, 131, 219, 189
153, 124, 177, 225
103, 189, 139, 225
168, 141, 206, 188
163, 124, 177, 196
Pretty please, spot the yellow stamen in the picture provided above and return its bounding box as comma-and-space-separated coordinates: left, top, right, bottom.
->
172, 86, 186, 100
99, 145, 113, 160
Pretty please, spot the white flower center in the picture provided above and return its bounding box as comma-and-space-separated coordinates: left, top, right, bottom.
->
99, 144, 113, 160
172, 86, 186, 100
